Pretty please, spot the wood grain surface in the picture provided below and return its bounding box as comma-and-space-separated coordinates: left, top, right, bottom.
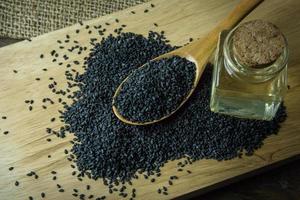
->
0, 0, 299, 200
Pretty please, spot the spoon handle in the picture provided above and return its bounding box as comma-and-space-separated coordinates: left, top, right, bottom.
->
183, 0, 263, 68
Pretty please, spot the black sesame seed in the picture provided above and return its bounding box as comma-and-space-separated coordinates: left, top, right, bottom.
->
66, 34, 70, 39
51, 117, 55, 122
13, 70, 18, 73
79, 21, 83, 25
151, 3, 155, 7
154, 23, 158, 27
115, 19, 119, 23
163, 191, 168, 195
59, 188, 64, 192
3, 131, 9, 135
131, 11, 135, 14
50, 50, 56, 56
144, 9, 149, 13
151, 178, 155, 182
29, 106, 33, 111
41, 192, 45, 198
35, 78, 40, 81
53, 176, 57, 180
40, 54, 44, 58
9, 167, 14, 171
168, 180, 173, 185
73, 61, 80, 65
15, 181, 19, 186
76, 29, 80, 33
26, 172, 33, 176
29, 196, 33, 200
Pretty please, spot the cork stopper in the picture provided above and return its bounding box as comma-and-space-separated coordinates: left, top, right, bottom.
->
232, 20, 285, 67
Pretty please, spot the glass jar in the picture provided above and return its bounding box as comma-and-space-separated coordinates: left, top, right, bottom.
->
210, 29, 288, 121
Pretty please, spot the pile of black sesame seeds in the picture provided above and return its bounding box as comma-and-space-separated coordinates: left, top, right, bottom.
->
56, 29, 286, 185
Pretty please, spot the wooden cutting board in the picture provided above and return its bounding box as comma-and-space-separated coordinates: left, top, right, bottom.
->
0, 0, 300, 199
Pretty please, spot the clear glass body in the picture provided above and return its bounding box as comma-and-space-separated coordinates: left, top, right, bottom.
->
210, 30, 288, 121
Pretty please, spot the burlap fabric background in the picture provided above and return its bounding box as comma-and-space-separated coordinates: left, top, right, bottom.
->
0, 0, 149, 39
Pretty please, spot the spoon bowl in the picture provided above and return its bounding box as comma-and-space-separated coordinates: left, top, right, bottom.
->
112, 52, 200, 125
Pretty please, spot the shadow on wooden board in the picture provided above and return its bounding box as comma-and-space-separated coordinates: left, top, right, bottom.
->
176, 155, 300, 200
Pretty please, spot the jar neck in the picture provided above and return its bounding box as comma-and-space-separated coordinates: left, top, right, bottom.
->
223, 28, 289, 83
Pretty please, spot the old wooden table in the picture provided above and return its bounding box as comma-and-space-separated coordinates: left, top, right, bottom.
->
0, 0, 300, 199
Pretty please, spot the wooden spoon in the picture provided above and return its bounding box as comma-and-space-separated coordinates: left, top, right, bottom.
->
112, 0, 263, 125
